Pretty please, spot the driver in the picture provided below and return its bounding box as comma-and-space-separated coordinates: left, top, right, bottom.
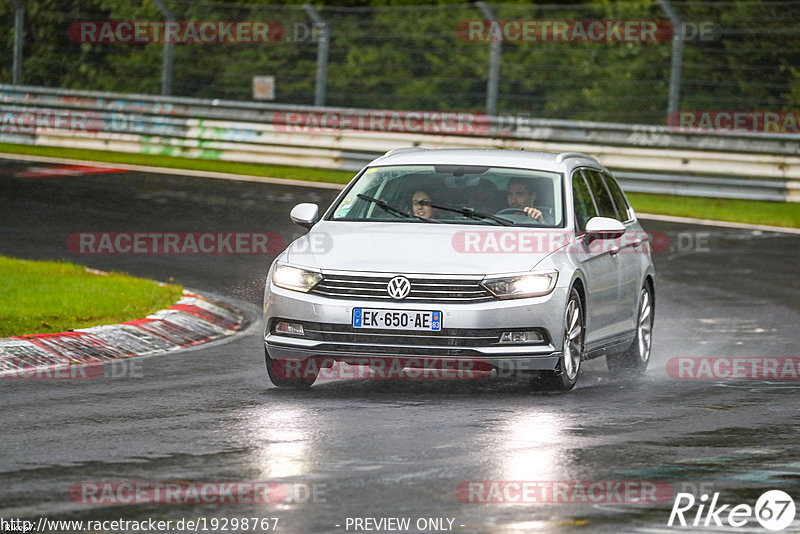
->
506, 178, 543, 221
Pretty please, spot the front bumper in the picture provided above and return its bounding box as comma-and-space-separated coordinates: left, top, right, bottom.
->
264, 282, 568, 372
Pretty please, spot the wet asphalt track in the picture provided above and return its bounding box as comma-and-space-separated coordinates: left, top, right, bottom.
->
0, 159, 799, 533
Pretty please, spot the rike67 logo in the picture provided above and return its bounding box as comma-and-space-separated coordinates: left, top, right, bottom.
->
668, 490, 796, 531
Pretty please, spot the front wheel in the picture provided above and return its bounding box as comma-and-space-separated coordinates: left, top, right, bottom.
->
265, 348, 318, 389
607, 283, 653, 377
536, 287, 584, 391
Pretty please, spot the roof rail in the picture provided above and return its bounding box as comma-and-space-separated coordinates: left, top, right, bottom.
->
382, 147, 428, 157
555, 152, 597, 164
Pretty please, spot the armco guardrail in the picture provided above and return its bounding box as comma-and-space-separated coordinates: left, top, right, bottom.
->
1, 85, 798, 202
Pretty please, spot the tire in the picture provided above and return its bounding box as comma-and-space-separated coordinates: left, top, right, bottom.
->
607, 283, 654, 377
536, 287, 584, 391
265, 348, 318, 389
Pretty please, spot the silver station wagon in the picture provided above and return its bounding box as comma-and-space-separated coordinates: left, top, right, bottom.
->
263, 148, 655, 390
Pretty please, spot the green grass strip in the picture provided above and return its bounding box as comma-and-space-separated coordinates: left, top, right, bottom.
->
0, 256, 183, 338
1, 142, 797, 228
626, 193, 800, 228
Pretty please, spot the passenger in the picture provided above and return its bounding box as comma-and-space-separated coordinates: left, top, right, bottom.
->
411, 190, 434, 218
506, 178, 544, 221
465, 179, 499, 211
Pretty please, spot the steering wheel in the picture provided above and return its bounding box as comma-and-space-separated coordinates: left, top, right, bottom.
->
495, 208, 528, 216
495, 207, 545, 223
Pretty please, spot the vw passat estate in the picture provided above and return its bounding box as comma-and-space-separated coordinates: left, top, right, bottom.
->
263, 149, 655, 390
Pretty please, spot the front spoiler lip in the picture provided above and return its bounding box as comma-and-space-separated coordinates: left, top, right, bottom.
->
265, 338, 561, 371
264, 333, 556, 355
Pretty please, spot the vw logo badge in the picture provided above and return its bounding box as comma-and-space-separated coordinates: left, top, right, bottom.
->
387, 276, 411, 299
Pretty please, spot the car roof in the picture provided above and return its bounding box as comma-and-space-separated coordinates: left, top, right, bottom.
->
370, 148, 605, 173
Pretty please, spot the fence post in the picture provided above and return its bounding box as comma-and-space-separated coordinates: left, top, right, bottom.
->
657, 0, 683, 122
475, 1, 500, 117
8, 0, 24, 85
304, 4, 329, 107
153, 0, 175, 96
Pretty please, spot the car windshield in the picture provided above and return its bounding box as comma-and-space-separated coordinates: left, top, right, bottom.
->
329, 164, 564, 227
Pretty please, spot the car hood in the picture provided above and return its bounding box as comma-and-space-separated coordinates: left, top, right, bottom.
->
284, 221, 571, 275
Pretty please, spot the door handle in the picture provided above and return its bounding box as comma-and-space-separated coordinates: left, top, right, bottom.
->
609, 246, 620, 256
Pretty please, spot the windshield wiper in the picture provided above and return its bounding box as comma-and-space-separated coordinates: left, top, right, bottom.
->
356, 194, 439, 223
421, 200, 515, 226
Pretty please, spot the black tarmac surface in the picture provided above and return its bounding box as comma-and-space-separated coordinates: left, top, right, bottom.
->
1, 159, 799, 533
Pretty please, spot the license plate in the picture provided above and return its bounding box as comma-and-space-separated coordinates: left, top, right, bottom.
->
353, 308, 442, 331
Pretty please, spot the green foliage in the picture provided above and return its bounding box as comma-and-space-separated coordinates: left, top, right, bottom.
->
1, 0, 798, 124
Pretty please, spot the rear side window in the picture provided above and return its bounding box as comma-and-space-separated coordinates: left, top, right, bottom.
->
582, 170, 619, 220
603, 173, 632, 222
571, 171, 597, 232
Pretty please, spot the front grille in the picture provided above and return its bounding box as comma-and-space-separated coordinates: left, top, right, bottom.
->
311, 273, 494, 303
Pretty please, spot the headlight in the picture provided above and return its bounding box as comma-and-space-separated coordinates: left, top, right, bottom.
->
272, 263, 323, 293
481, 271, 558, 299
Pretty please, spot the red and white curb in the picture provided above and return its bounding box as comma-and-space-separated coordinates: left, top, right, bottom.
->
14, 164, 127, 179
0, 290, 246, 378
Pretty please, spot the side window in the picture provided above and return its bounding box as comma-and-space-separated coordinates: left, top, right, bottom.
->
603, 173, 632, 222
582, 170, 619, 220
571, 171, 597, 232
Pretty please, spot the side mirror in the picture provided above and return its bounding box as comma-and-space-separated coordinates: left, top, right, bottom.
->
290, 203, 319, 229
585, 217, 625, 241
